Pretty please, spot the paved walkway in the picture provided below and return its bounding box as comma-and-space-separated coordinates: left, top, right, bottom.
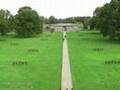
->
61, 31, 73, 90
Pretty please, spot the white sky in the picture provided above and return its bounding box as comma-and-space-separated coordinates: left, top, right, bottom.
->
0, 0, 111, 18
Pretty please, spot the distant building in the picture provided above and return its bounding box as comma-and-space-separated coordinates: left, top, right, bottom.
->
44, 23, 81, 32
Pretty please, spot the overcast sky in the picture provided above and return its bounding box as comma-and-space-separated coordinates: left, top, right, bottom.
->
0, 0, 111, 18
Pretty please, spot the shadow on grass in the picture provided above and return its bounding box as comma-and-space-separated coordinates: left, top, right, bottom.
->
10, 42, 19, 46
12, 61, 28, 66
93, 48, 104, 51
94, 38, 120, 44
77, 31, 120, 44
0, 39, 6, 42
27, 49, 39, 52
0, 32, 52, 41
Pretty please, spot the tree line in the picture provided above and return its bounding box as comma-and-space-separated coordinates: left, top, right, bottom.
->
90, 0, 120, 40
0, 6, 43, 37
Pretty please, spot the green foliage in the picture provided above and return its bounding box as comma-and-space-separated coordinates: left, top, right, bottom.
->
8, 15, 16, 31
14, 6, 43, 37
81, 17, 91, 29
48, 16, 58, 24
90, 0, 120, 40
0, 9, 11, 35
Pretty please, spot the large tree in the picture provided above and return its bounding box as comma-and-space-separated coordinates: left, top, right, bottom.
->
15, 6, 43, 37
90, 0, 120, 39
0, 9, 11, 35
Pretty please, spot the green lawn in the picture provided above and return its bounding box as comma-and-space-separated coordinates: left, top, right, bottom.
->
0, 32, 62, 90
68, 31, 120, 90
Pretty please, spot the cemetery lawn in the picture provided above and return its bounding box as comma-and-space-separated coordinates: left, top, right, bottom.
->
0, 32, 62, 90
68, 31, 120, 90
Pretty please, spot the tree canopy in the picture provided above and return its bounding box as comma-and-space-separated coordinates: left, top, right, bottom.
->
0, 6, 43, 37
0, 9, 11, 35
14, 6, 43, 37
90, 0, 120, 40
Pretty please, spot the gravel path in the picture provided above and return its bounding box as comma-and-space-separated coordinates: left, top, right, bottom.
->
61, 31, 73, 90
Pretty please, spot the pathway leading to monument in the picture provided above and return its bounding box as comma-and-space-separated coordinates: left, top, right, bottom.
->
61, 31, 73, 90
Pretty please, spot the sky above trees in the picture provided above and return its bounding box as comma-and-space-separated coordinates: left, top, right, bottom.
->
0, 0, 111, 18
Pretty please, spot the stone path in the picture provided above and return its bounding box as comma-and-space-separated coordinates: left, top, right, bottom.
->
61, 31, 73, 90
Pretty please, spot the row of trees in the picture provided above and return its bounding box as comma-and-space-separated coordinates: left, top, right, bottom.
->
44, 16, 91, 29
90, 0, 120, 40
0, 10, 11, 35
0, 6, 43, 37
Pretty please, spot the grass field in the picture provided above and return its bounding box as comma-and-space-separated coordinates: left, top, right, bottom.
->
68, 31, 120, 90
0, 32, 62, 90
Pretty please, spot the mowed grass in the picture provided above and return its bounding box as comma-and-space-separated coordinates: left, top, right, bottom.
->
0, 32, 62, 90
68, 31, 120, 90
